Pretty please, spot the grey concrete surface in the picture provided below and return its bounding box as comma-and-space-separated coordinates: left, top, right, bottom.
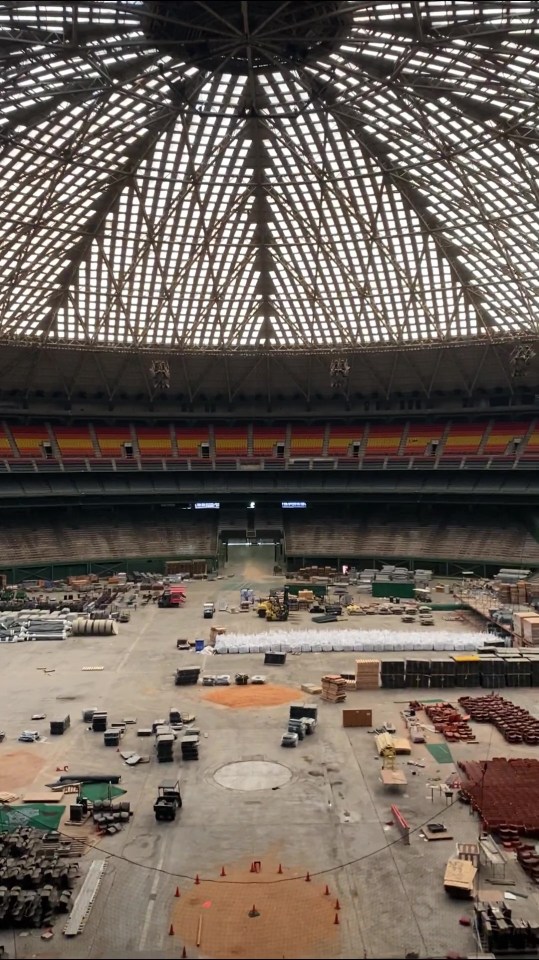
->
0, 549, 537, 960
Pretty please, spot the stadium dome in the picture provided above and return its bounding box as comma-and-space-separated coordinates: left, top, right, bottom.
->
1, 1, 539, 408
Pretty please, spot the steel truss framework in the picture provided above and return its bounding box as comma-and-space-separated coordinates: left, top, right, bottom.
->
0, 0, 539, 364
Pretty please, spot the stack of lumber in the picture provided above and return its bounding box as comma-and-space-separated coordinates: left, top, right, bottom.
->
355, 659, 381, 690
510, 582, 529, 605
321, 675, 347, 703
523, 617, 539, 646
375, 733, 411, 756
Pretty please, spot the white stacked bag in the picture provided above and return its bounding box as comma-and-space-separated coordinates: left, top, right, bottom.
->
214, 628, 487, 655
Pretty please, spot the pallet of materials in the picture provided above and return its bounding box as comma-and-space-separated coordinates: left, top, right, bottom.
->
424, 702, 475, 742
375, 732, 411, 755
321, 675, 347, 702
355, 659, 380, 689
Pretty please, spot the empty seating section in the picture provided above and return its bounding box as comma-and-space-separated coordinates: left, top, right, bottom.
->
11, 425, 49, 457
176, 427, 208, 457
136, 427, 172, 457
284, 518, 539, 565
522, 425, 539, 457
404, 424, 443, 456
442, 423, 485, 455
253, 426, 285, 457
0, 420, 536, 462
54, 426, 95, 457
289, 426, 324, 456
95, 426, 132, 458
0, 514, 219, 564
484, 421, 528, 455
0, 426, 12, 457
214, 427, 248, 457
365, 425, 403, 455
327, 425, 362, 456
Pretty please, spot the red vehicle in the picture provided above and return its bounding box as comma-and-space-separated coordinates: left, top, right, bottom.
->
158, 586, 186, 608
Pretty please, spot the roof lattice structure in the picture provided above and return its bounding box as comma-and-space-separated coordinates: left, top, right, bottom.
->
1, 1, 539, 354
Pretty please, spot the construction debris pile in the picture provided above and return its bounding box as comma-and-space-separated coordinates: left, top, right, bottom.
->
459, 758, 539, 833
0, 828, 77, 927
458, 693, 539, 744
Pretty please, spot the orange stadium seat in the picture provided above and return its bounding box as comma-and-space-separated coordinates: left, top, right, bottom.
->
136, 427, 172, 457
364, 424, 403, 455
484, 421, 529, 455
95, 426, 132, 457
327, 425, 363, 456
289, 426, 324, 456
175, 426, 209, 457
442, 423, 486, 455
214, 427, 248, 457
54, 426, 95, 457
404, 424, 444, 456
11, 425, 50, 457
253, 426, 286, 457
0, 425, 13, 458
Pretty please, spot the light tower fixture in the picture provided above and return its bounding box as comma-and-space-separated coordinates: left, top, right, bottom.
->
150, 359, 170, 390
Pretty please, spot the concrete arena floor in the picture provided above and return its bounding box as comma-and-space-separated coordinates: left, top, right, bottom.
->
0, 547, 538, 960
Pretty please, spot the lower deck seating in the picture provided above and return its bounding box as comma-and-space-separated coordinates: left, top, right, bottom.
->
0, 513, 219, 565
284, 517, 539, 564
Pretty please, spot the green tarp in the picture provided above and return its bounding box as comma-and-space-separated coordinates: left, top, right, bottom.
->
80, 782, 125, 802
426, 743, 454, 764
0, 804, 64, 833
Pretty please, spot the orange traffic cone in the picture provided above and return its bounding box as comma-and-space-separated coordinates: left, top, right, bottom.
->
182, 948, 187, 959
305, 871, 311, 882
248, 904, 260, 918
277, 863, 283, 874
169, 924, 175, 936
174, 887, 180, 898
220, 866, 226, 877
324, 884, 330, 896
335, 899, 341, 910
194, 874, 200, 885
334, 913, 340, 926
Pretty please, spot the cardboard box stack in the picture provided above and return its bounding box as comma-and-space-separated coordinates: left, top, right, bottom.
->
355, 659, 381, 690
523, 616, 539, 646
513, 612, 539, 645
510, 581, 529, 605
321, 675, 347, 703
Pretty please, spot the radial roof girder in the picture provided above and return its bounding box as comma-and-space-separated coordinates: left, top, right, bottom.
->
0, 1, 538, 355
296, 76, 451, 340
314, 90, 494, 341
36, 104, 183, 341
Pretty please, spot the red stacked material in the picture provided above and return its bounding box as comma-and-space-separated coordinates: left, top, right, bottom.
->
424, 702, 475, 743
516, 842, 539, 882
459, 758, 539, 834
458, 694, 539, 745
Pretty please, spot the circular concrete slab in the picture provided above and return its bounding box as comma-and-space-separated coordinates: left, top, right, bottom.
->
214, 760, 292, 792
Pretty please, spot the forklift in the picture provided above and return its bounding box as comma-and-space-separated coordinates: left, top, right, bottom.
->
153, 779, 182, 821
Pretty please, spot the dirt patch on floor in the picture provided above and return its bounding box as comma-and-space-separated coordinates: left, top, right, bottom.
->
203, 684, 302, 709
0, 750, 47, 793
171, 856, 340, 959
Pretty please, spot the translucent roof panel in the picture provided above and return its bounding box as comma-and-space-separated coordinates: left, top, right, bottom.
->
0, 1, 538, 351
